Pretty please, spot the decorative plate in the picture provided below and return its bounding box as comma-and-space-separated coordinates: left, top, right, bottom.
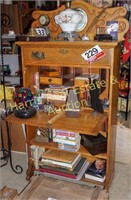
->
74, 8, 88, 32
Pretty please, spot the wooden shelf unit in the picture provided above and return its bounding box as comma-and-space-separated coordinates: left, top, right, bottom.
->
6, 40, 120, 190
6, 0, 129, 191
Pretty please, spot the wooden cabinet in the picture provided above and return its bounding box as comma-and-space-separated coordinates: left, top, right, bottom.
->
5, 0, 129, 191
6, 40, 120, 190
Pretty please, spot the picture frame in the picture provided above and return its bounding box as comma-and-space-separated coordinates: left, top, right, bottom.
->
90, 0, 113, 7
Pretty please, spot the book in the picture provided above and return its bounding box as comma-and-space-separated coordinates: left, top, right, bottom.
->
43, 160, 89, 181
55, 129, 79, 140
41, 155, 81, 169
30, 145, 45, 169
40, 157, 87, 175
36, 168, 76, 179
39, 160, 78, 171
42, 87, 67, 101
41, 149, 81, 169
42, 149, 80, 163
106, 21, 118, 40
53, 135, 81, 145
58, 142, 80, 152
85, 160, 106, 182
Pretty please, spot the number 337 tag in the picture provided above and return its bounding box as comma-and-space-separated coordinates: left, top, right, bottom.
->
81, 45, 105, 63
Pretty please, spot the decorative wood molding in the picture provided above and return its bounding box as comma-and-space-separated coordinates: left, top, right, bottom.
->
31, 0, 129, 41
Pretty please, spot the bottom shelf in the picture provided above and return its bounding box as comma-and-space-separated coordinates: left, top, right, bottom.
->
34, 170, 105, 189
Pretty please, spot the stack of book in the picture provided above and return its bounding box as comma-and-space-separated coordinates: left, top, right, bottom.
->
30, 145, 45, 169
41, 86, 68, 102
36, 149, 89, 181
53, 129, 81, 152
84, 159, 106, 183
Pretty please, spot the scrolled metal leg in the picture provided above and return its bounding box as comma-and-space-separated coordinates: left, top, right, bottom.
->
5, 121, 23, 174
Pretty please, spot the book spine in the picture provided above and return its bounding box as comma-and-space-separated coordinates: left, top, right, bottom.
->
30, 145, 45, 169
41, 158, 73, 168
55, 130, 78, 137
35, 168, 76, 179
39, 162, 73, 171
53, 136, 81, 145
84, 174, 105, 182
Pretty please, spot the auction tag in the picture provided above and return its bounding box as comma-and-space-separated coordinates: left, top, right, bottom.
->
81, 45, 105, 63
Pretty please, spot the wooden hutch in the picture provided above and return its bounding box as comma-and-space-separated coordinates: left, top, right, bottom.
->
6, 0, 129, 191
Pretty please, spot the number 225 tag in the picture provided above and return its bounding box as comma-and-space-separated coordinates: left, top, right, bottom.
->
81, 45, 105, 63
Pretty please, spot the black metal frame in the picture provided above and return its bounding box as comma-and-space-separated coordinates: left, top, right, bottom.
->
0, 32, 23, 174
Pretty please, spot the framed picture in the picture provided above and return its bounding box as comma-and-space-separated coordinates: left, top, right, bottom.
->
90, 0, 113, 7
106, 21, 119, 40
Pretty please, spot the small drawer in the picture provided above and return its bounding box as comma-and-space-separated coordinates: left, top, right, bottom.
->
75, 79, 89, 87
40, 76, 62, 85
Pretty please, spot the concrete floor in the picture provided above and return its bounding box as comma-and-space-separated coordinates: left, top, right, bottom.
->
0, 152, 131, 199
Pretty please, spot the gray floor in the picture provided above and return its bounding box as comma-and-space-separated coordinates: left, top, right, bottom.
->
0, 152, 29, 194
0, 152, 131, 199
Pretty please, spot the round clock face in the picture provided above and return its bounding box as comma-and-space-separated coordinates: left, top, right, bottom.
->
39, 14, 50, 26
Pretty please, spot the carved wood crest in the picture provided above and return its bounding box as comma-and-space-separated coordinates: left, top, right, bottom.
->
31, 0, 129, 41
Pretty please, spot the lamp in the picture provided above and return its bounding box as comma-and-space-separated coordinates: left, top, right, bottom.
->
55, 0, 83, 41
13, 87, 37, 118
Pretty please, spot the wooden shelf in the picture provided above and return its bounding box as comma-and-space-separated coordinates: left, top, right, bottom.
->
30, 139, 107, 160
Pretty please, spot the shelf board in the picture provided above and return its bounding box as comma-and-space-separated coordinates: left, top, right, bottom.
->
30, 139, 107, 160
80, 177, 105, 187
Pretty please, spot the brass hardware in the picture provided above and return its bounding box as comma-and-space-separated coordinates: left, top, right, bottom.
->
48, 79, 52, 82
65, 0, 72, 9
31, 52, 45, 60
27, 28, 38, 36
60, 49, 68, 54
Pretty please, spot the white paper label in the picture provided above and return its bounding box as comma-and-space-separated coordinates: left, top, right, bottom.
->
81, 45, 105, 62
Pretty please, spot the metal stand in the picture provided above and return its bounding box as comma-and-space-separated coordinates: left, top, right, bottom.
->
0, 35, 23, 174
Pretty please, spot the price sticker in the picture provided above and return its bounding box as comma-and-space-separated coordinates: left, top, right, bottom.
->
81, 45, 105, 63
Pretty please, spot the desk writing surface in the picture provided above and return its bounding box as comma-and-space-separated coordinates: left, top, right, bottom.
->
5, 111, 54, 127
6, 110, 107, 135
51, 110, 107, 135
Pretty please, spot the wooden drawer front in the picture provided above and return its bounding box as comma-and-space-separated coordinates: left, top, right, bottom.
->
40, 76, 62, 85
23, 48, 111, 66
75, 79, 89, 86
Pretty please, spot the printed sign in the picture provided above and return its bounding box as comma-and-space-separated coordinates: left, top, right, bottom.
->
81, 45, 105, 63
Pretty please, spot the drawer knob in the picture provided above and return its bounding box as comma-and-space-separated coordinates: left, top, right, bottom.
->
31, 51, 45, 60
48, 78, 52, 82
